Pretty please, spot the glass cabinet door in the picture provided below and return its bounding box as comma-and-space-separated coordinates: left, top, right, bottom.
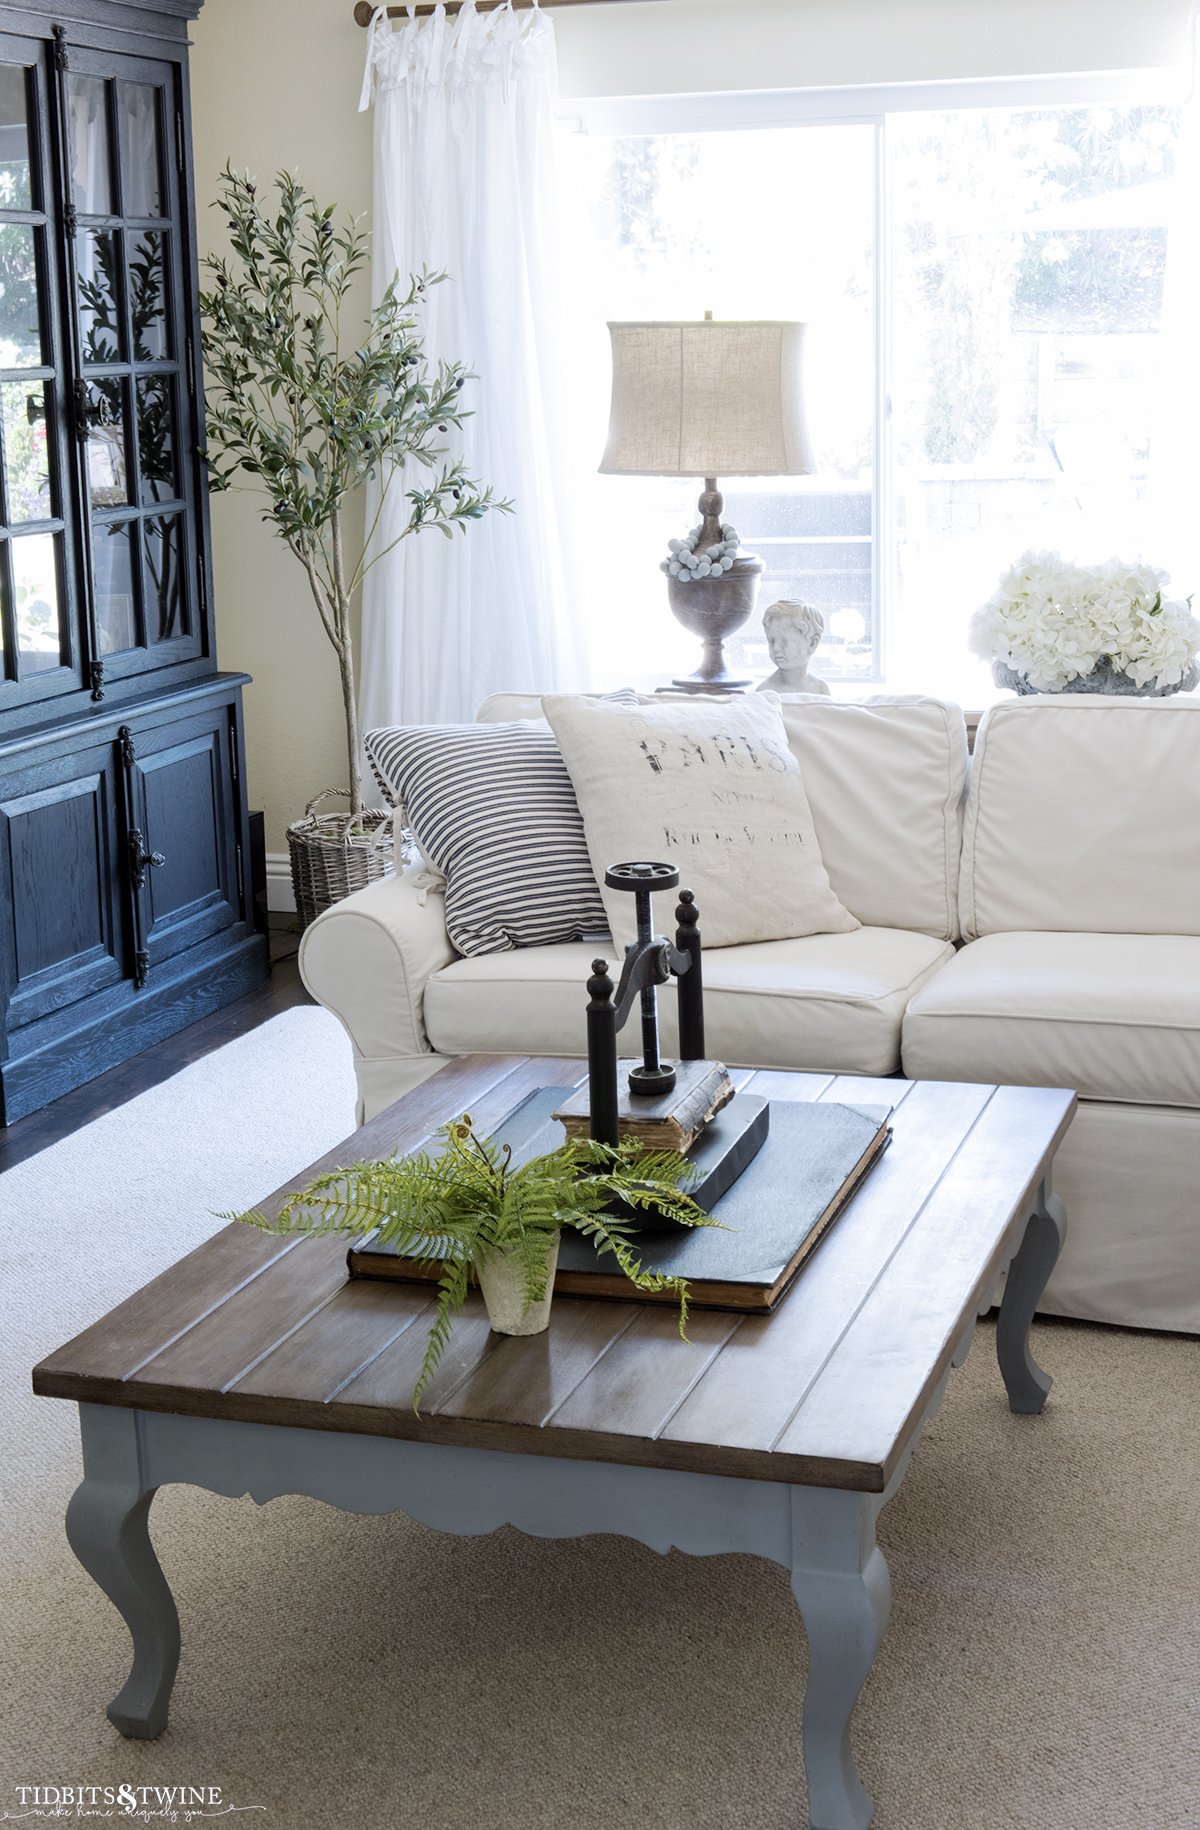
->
0, 31, 207, 719
0, 45, 76, 704
64, 44, 200, 678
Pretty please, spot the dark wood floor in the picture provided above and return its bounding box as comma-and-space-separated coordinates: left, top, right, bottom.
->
0, 923, 313, 1173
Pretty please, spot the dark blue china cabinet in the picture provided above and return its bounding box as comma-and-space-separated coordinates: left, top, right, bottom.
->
0, 0, 266, 1122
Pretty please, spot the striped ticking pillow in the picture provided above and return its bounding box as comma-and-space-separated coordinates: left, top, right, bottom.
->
364, 711, 631, 957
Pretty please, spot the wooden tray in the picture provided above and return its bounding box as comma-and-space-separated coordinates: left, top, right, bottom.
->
348, 1088, 892, 1313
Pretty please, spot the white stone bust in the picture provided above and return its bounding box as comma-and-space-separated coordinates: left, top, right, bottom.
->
757, 601, 831, 695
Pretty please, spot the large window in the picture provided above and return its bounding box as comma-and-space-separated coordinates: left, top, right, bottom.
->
563, 98, 1194, 702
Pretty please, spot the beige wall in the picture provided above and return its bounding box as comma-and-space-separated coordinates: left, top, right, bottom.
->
189, 0, 1192, 855
190, 2, 373, 855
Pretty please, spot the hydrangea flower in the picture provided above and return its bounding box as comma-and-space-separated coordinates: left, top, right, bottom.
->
968, 551, 1200, 692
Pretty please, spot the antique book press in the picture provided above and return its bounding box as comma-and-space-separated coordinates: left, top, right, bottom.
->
553, 861, 770, 1215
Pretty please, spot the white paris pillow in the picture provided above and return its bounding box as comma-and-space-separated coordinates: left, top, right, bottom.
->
541, 692, 859, 949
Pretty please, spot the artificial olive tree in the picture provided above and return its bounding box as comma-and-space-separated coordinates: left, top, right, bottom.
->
199, 166, 505, 813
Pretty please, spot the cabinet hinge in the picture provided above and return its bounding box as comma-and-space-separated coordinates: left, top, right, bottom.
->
134, 949, 149, 991
51, 25, 68, 72
227, 718, 239, 785
175, 109, 185, 177
63, 201, 77, 237
197, 550, 208, 616
235, 841, 245, 904
89, 659, 105, 701
127, 827, 147, 890
72, 378, 91, 445
117, 723, 136, 768
185, 332, 196, 402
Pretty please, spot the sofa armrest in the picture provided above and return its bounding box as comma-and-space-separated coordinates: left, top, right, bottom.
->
298, 859, 456, 1066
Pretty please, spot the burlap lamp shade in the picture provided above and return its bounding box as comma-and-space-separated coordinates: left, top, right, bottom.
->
599, 320, 815, 479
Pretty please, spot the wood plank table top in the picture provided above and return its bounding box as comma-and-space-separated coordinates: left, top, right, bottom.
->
33, 1055, 1076, 1494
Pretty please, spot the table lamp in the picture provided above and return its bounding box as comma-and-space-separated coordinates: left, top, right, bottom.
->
600, 315, 815, 692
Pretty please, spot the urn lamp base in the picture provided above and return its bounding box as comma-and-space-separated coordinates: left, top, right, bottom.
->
662, 554, 764, 692
660, 477, 763, 692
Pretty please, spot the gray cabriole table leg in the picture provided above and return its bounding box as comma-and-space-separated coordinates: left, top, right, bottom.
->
65, 1405, 180, 1739
789, 1485, 890, 1830
996, 1176, 1068, 1414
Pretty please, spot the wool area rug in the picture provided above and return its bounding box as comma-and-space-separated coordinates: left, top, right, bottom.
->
0, 1006, 1197, 1830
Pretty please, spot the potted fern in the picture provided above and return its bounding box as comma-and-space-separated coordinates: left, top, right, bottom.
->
199, 166, 507, 925
233, 1114, 716, 1412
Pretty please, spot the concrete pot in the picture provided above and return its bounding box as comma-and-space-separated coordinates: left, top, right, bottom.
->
476, 1231, 561, 1335
993, 657, 1200, 697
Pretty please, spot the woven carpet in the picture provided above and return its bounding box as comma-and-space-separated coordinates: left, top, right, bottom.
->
0, 1006, 1196, 1830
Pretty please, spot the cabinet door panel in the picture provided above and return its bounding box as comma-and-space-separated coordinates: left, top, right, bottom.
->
132, 708, 240, 966
0, 34, 86, 716
2, 380, 53, 520
0, 219, 44, 365
117, 79, 163, 219
0, 743, 125, 1030
66, 69, 113, 215
64, 42, 204, 691
92, 514, 137, 650
0, 58, 33, 209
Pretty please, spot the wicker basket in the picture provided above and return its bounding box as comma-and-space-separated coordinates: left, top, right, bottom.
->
287, 789, 398, 931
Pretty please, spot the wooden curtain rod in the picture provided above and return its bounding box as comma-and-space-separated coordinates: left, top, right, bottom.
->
355, 0, 657, 23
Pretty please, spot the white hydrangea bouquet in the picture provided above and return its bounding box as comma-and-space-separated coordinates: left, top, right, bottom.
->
969, 551, 1200, 696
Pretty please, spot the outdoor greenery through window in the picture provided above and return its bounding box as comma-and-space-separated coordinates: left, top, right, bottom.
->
564, 99, 1193, 703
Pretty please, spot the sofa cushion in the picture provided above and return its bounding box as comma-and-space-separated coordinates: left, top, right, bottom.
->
480, 691, 967, 942
902, 931, 1200, 1107
777, 695, 966, 941
424, 926, 954, 1077
961, 697, 1200, 939
541, 691, 859, 949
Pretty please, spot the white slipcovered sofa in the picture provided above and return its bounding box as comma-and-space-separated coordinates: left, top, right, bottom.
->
299, 691, 1200, 1335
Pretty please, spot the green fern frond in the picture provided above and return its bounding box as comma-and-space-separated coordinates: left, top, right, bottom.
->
220, 1206, 271, 1229
579, 1212, 692, 1338
412, 1249, 472, 1414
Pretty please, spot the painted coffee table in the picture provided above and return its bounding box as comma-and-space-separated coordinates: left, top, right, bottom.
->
33, 1056, 1074, 1830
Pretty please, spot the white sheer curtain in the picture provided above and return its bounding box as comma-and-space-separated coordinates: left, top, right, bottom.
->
357, 0, 587, 733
